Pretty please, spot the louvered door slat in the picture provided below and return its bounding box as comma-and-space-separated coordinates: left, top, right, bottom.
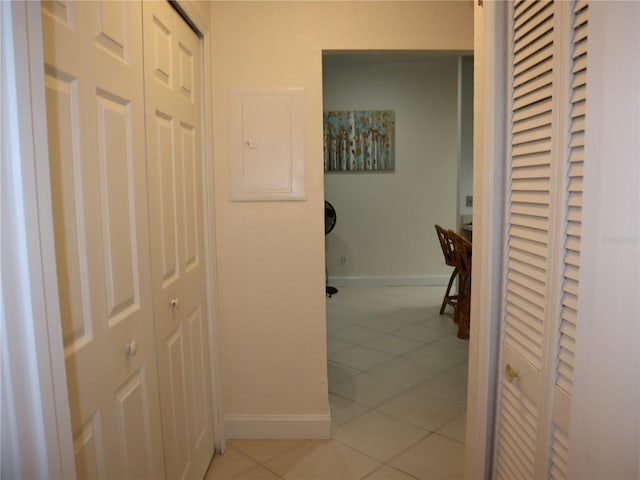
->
571, 101, 585, 117
499, 418, 537, 471
513, 125, 553, 146
514, 57, 554, 89
508, 269, 546, 297
571, 72, 587, 90
568, 178, 583, 193
572, 55, 587, 73
514, 13, 554, 52
496, 383, 539, 477
512, 166, 552, 182
569, 133, 584, 149
573, 23, 587, 43
510, 237, 548, 259
513, 83, 553, 110
561, 306, 577, 326
573, 6, 588, 27
513, 109, 552, 134
568, 147, 584, 163
568, 162, 583, 178
510, 224, 549, 245
512, 139, 552, 157
512, 97, 552, 121
513, 43, 554, 78
514, 29, 554, 65
497, 452, 525, 480
511, 214, 549, 232
510, 202, 550, 219
509, 248, 547, 272
511, 261, 546, 285
514, 71, 552, 101
570, 85, 586, 104
573, 40, 587, 58
514, 0, 553, 33
550, 426, 570, 479
565, 250, 580, 268
502, 389, 538, 446
571, 116, 585, 132
564, 264, 579, 282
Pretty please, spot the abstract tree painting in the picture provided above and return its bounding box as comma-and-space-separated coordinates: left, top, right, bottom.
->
323, 110, 395, 172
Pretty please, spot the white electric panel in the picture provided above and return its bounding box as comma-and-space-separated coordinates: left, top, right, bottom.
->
230, 88, 305, 201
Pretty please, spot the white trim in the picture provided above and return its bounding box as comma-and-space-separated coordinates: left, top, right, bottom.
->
1, 1, 75, 477
225, 415, 331, 440
328, 275, 449, 287
6, 3, 224, 477
173, 0, 226, 453
172, 0, 206, 33
465, 1, 506, 478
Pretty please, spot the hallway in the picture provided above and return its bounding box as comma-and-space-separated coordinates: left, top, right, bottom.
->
206, 286, 468, 479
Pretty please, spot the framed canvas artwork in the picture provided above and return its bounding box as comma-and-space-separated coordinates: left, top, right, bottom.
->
323, 110, 395, 172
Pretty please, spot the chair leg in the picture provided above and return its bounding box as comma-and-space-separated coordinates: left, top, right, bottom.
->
440, 267, 458, 314
456, 276, 471, 339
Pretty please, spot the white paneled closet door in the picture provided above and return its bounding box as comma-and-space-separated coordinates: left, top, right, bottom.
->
42, 2, 165, 478
493, 1, 587, 478
142, 2, 215, 479
43, 1, 215, 478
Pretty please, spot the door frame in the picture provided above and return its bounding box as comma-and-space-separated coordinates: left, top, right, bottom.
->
172, 0, 226, 453
1, 2, 76, 477
1, 1, 224, 475
464, 1, 507, 478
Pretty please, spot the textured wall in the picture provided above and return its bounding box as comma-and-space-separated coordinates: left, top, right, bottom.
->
210, 1, 473, 424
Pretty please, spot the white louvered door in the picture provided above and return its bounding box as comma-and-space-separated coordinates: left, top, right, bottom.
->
493, 1, 588, 478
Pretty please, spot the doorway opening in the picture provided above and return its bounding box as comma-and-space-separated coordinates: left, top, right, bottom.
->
322, 52, 474, 478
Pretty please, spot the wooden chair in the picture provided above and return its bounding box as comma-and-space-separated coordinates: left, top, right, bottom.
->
450, 231, 472, 339
435, 225, 458, 314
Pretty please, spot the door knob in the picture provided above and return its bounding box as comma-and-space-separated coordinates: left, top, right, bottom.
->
125, 341, 138, 356
170, 297, 180, 308
505, 364, 519, 383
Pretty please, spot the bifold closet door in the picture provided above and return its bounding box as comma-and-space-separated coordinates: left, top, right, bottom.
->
493, 1, 587, 479
142, 2, 215, 479
42, 1, 165, 478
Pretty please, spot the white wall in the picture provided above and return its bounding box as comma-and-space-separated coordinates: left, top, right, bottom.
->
210, 1, 473, 437
458, 56, 474, 226
323, 56, 460, 283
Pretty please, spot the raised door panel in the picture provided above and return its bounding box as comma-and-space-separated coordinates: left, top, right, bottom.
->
143, 2, 214, 479
95, 92, 139, 324
113, 369, 158, 479
42, 2, 165, 478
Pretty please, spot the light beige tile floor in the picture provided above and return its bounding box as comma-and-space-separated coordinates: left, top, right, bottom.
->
206, 286, 468, 479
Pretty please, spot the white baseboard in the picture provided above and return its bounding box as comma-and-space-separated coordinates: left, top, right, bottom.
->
225, 414, 331, 440
327, 275, 449, 287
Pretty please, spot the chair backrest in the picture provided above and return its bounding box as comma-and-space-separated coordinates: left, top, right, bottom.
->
435, 225, 456, 267
450, 230, 472, 276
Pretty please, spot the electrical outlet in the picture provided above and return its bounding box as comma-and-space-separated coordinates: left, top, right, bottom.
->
466, 195, 473, 208
340, 256, 348, 266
